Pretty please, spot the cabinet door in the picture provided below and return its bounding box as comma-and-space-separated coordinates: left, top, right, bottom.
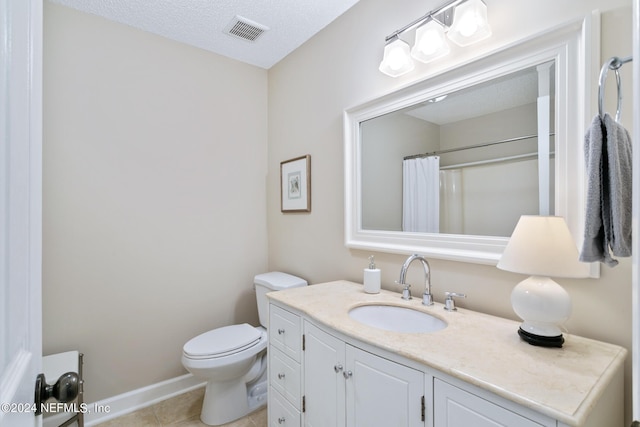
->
346, 345, 424, 427
434, 379, 546, 427
303, 321, 346, 427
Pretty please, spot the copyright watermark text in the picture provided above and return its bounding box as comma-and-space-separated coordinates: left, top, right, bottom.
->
1, 402, 111, 414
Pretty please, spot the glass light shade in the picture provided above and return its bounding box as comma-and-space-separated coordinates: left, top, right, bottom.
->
411, 19, 450, 63
447, 0, 492, 47
379, 37, 414, 77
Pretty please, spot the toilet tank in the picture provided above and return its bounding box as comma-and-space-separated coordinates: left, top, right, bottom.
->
254, 272, 307, 328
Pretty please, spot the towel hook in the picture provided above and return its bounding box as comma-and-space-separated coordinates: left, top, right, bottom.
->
598, 56, 632, 122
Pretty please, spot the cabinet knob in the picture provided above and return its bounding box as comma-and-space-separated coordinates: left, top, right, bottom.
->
277, 373, 285, 379
343, 370, 353, 379
334, 364, 343, 373
278, 416, 286, 424
278, 328, 285, 335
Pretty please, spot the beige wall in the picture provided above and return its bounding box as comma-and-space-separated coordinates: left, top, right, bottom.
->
267, 0, 634, 423
361, 114, 437, 231
43, 3, 268, 402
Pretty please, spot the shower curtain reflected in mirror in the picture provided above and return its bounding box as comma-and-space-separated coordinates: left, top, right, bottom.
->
402, 156, 440, 232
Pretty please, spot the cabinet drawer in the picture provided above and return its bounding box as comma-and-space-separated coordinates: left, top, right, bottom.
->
269, 345, 301, 408
270, 305, 302, 361
269, 387, 301, 427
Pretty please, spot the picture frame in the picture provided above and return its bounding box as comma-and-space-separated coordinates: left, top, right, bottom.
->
280, 155, 311, 212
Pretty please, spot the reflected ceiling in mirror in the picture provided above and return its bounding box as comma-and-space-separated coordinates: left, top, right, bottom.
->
360, 64, 555, 237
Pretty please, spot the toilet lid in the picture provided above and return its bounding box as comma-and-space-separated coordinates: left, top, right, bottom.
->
183, 323, 262, 359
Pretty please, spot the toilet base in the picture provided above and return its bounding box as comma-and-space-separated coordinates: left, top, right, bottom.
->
247, 379, 267, 411
200, 378, 267, 426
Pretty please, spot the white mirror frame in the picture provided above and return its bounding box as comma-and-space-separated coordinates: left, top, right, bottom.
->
345, 16, 598, 272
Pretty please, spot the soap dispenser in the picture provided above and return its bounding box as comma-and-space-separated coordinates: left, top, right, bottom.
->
363, 255, 381, 294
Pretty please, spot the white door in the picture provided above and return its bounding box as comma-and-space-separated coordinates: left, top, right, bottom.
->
0, 0, 43, 426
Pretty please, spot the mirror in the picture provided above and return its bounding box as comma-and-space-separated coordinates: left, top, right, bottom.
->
361, 63, 555, 237
344, 18, 592, 265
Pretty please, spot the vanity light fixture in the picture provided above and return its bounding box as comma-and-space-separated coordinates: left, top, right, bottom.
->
497, 216, 589, 348
379, 0, 491, 77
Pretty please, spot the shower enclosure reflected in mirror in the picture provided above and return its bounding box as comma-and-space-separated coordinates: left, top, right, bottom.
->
361, 63, 555, 237
344, 18, 593, 266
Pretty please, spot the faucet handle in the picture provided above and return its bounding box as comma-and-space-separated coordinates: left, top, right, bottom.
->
444, 292, 466, 311
396, 281, 412, 300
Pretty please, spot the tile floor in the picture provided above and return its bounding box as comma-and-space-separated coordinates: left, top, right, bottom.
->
94, 387, 267, 427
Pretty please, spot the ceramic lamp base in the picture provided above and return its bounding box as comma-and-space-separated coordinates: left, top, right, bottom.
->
510, 275, 571, 347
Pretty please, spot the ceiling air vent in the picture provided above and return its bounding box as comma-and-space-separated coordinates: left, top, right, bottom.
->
224, 15, 269, 42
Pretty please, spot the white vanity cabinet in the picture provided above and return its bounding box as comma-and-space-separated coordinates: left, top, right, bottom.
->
267, 282, 626, 427
303, 321, 424, 427
270, 305, 555, 427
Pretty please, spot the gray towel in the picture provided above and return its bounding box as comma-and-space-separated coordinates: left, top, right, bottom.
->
580, 113, 633, 267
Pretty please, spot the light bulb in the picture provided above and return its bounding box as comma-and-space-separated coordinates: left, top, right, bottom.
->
411, 19, 450, 64
418, 28, 442, 55
448, 0, 491, 47
388, 45, 410, 70
457, 14, 479, 37
379, 37, 414, 77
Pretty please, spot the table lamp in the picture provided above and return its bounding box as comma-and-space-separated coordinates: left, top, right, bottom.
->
497, 215, 589, 347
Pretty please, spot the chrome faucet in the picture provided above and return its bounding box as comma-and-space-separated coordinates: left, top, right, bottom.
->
397, 254, 433, 305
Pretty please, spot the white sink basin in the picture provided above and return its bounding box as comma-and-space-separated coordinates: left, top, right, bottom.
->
348, 304, 447, 333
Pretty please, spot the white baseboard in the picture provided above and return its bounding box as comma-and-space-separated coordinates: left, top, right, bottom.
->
42, 374, 205, 427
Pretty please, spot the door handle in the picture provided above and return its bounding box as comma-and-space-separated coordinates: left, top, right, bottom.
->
34, 372, 79, 415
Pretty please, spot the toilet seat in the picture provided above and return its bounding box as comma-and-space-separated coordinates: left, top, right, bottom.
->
183, 323, 263, 360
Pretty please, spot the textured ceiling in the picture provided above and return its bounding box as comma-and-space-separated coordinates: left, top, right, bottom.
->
406, 66, 541, 125
48, 0, 361, 69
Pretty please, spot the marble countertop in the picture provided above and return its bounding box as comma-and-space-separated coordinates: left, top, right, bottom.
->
267, 280, 627, 426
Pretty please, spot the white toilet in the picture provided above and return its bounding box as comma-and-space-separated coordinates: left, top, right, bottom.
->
182, 272, 307, 426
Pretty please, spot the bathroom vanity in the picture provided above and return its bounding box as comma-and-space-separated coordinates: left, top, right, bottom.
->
266, 281, 625, 427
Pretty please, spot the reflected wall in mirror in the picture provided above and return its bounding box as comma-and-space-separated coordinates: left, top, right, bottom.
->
361, 63, 556, 237
344, 17, 593, 265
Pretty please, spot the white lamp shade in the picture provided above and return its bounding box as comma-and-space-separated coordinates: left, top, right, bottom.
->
447, 0, 492, 47
497, 215, 589, 278
379, 37, 414, 77
411, 20, 450, 63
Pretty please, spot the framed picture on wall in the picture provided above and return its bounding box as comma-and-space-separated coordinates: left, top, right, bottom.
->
281, 155, 311, 213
